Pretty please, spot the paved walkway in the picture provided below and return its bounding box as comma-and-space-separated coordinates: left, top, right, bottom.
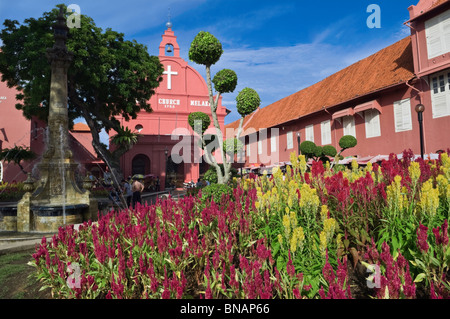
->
0, 232, 55, 255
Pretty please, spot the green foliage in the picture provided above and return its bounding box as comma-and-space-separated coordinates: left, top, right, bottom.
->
201, 183, 233, 203
223, 138, 243, 155
203, 164, 238, 184
111, 127, 141, 148
212, 69, 237, 94
236, 87, 260, 117
0, 146, 35, 163
0, 146, 36, 175
188, 31, 223, 66
188, 112, 211, 135
339, 135, 357, 150
322, 145, 337, 157
300, 141, 316, 156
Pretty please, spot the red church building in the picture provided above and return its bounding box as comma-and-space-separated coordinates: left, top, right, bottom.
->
110, 22, 229, 190
226, 0, 450, 168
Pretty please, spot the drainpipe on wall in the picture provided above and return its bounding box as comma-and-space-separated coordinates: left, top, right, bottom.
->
0, 161, 3, 183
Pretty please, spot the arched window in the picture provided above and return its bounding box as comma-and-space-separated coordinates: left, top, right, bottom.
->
135, 124, 143, 133
132, 154, 150, 176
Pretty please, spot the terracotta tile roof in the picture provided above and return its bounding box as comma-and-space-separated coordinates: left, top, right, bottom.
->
72, 122, 91, 132
226, 37, 415, 134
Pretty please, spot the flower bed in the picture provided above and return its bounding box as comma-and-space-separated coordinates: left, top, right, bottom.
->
0, 182, 26, 202
30, 150, 450, 299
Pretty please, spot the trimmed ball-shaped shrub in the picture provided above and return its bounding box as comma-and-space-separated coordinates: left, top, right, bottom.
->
188, 31, 223, 66
300, 141, 317, 155
322, 145, 337, 157
236, 88, 260, 117
339, 135, 357, 150
314, 145, 323, 158
188, 112, 211, 135
212, 69, 238, 94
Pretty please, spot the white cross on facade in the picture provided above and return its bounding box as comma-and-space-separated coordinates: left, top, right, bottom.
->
163, 65, 178, 90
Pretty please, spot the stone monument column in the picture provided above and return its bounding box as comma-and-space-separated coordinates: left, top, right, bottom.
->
17, 6, 95, 232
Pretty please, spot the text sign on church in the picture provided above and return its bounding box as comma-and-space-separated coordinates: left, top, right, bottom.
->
190, 100, 210, 107
0, 96, 6, 103
159, 98, 180, 109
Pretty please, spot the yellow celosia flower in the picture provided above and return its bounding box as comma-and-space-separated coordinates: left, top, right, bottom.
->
290, 230, 298, 253
436, 175, 448, 198
408, 161, 421, 185
278, 234, 283, 245
419, 180, 440, 218
386, 175, 406, 212
282, 214, 291, 240
446, 184, 450, 206
299, 183, 320, 213
290, 211, 298, 229
295, 226, 305, 252
299, 155, 307, 175
320, 205, 329, 223
351, 159, 359, 172
323, 218, 337, 242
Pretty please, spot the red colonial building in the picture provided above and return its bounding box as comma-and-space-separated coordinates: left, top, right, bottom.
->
110, 22, 229, 189
226, 0, 450, 168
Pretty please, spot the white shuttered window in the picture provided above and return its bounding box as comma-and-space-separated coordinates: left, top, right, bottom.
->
287, 131, 293, 150
425, 10, 450, 59
271, 135, 277, 153
430, 71, 450, 118
343, 116, 356, 138
365, 109, 381, 138
305, 125, 314, 142
321, 120, 331, 145
393, 99, 412, 132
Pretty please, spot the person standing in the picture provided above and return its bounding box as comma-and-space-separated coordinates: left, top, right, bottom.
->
155, 176, 160, 192
131, 177, 144, 208
122, 179, 133, 208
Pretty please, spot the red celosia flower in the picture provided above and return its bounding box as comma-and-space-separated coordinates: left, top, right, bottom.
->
286, 251, 295, 278
416, 224, 429, 253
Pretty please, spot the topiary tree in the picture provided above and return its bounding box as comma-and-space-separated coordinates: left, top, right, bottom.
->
188, 31, 260, 185
188, 112, 211, 136
339, 135, 357, 151
331, 135, 358, 169
300, 141, 317, 160
323, 145, 337, 158
300, 141, 338, 163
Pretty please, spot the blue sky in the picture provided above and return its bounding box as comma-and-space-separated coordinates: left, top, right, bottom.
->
0, 0, 417, 141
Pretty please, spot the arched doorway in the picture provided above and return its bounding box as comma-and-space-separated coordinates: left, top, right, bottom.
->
132, 154, 150, 176
165, 155, 184, 188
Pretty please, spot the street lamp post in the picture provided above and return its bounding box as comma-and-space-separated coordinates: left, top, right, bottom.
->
415, 104, 425, 159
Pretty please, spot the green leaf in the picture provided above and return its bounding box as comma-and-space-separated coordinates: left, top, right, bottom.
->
414, 273, 426, 283
276, 255, 285, 271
